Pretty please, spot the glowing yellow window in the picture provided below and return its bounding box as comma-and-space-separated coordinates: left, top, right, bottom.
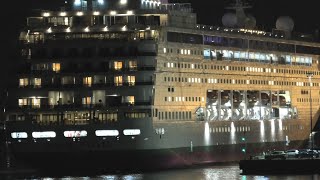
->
127, 76, 135, 86
31, 98, 41, 108
19, 78, 28, 87
129, 60, 137, 71
114, 61, 123, 70
33, 78, 41, 87
114, 76, 123, 86
123, 96, 134, 105
83, 77, 92, 87
82, 97, 92, 105
18, 98, 28, 107
53, 63, 61, 72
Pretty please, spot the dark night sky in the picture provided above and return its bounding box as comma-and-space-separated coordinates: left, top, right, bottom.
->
1, 0, 319, 95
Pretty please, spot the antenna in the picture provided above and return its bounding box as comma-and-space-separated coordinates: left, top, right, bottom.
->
223, 0, 254, 28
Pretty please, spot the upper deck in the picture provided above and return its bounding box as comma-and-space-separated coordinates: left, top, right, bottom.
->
19, 0, 320, 60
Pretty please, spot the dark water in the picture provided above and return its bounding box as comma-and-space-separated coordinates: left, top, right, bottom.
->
2, 164, 320, 180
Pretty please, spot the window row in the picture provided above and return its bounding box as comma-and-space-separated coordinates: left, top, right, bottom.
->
164, 96, 205, 102
163, 48, 203, 56
158, 111, 192, 120
30, 61, 138, 72
297, 98, 320, 103
19, 75, 136, 87
163, 76, 320, 87
203, 49, 312, 66
18, 95, 135, 108
164, 62, 318, 75
11, 129, 141, 139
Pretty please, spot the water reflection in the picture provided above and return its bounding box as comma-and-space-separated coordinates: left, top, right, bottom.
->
2, 164, 320, 180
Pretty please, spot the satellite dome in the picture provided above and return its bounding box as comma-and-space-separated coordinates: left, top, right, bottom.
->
222, 12, 237, 28
276, 16, 294, 31
245, 14, 256, 29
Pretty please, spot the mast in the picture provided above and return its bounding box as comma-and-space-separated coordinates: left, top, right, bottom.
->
225, 0, 252, 28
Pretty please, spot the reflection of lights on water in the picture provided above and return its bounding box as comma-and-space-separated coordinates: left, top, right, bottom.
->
122, 174, 143, 180
203, 167, 239, 179
98, 175, 117, 179
98, 174, 145, 180
204, 122, 210, 145
203, 168, 219, 179
242, 175, 268, 180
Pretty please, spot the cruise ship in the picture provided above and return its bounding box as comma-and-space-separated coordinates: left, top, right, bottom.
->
2, 0, 320, 172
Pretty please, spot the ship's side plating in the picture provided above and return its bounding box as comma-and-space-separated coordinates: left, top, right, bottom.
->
4, 0, 320, 171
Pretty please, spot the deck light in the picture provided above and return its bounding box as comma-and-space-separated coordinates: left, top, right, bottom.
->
46, 27, 52, 33
43, 12, 50, 17
120, 0, 127, 5
60, 12, 67, 16
76, 11, 83, 16
98, 0, 104, 5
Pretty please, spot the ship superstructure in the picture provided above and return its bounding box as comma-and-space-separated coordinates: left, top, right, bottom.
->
4, 0, 320, 171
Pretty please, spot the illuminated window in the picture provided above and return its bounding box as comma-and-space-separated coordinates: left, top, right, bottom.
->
32, 98, 41, 108
64, 17, 69, 25
83, 77, 92, 87
31, 78, 41, 87
74, 0, 81, 6
32, 131, 56, 138
11, 132, 28, 139
98, 0, 104, 5
127, 76, 135, 86
53, 63, 60, 72
98, 113, 118, 121
95, 130, 119, 136
114, 61, 123, 70
114, 76, 123, 86
64, 130, 87, 137
129, 60, 137, 70
122, 96, 134, 105
19, 78, 28, 87
123, 129, 140, 135
82, 97, 92, 105
18, 98, 28, 107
